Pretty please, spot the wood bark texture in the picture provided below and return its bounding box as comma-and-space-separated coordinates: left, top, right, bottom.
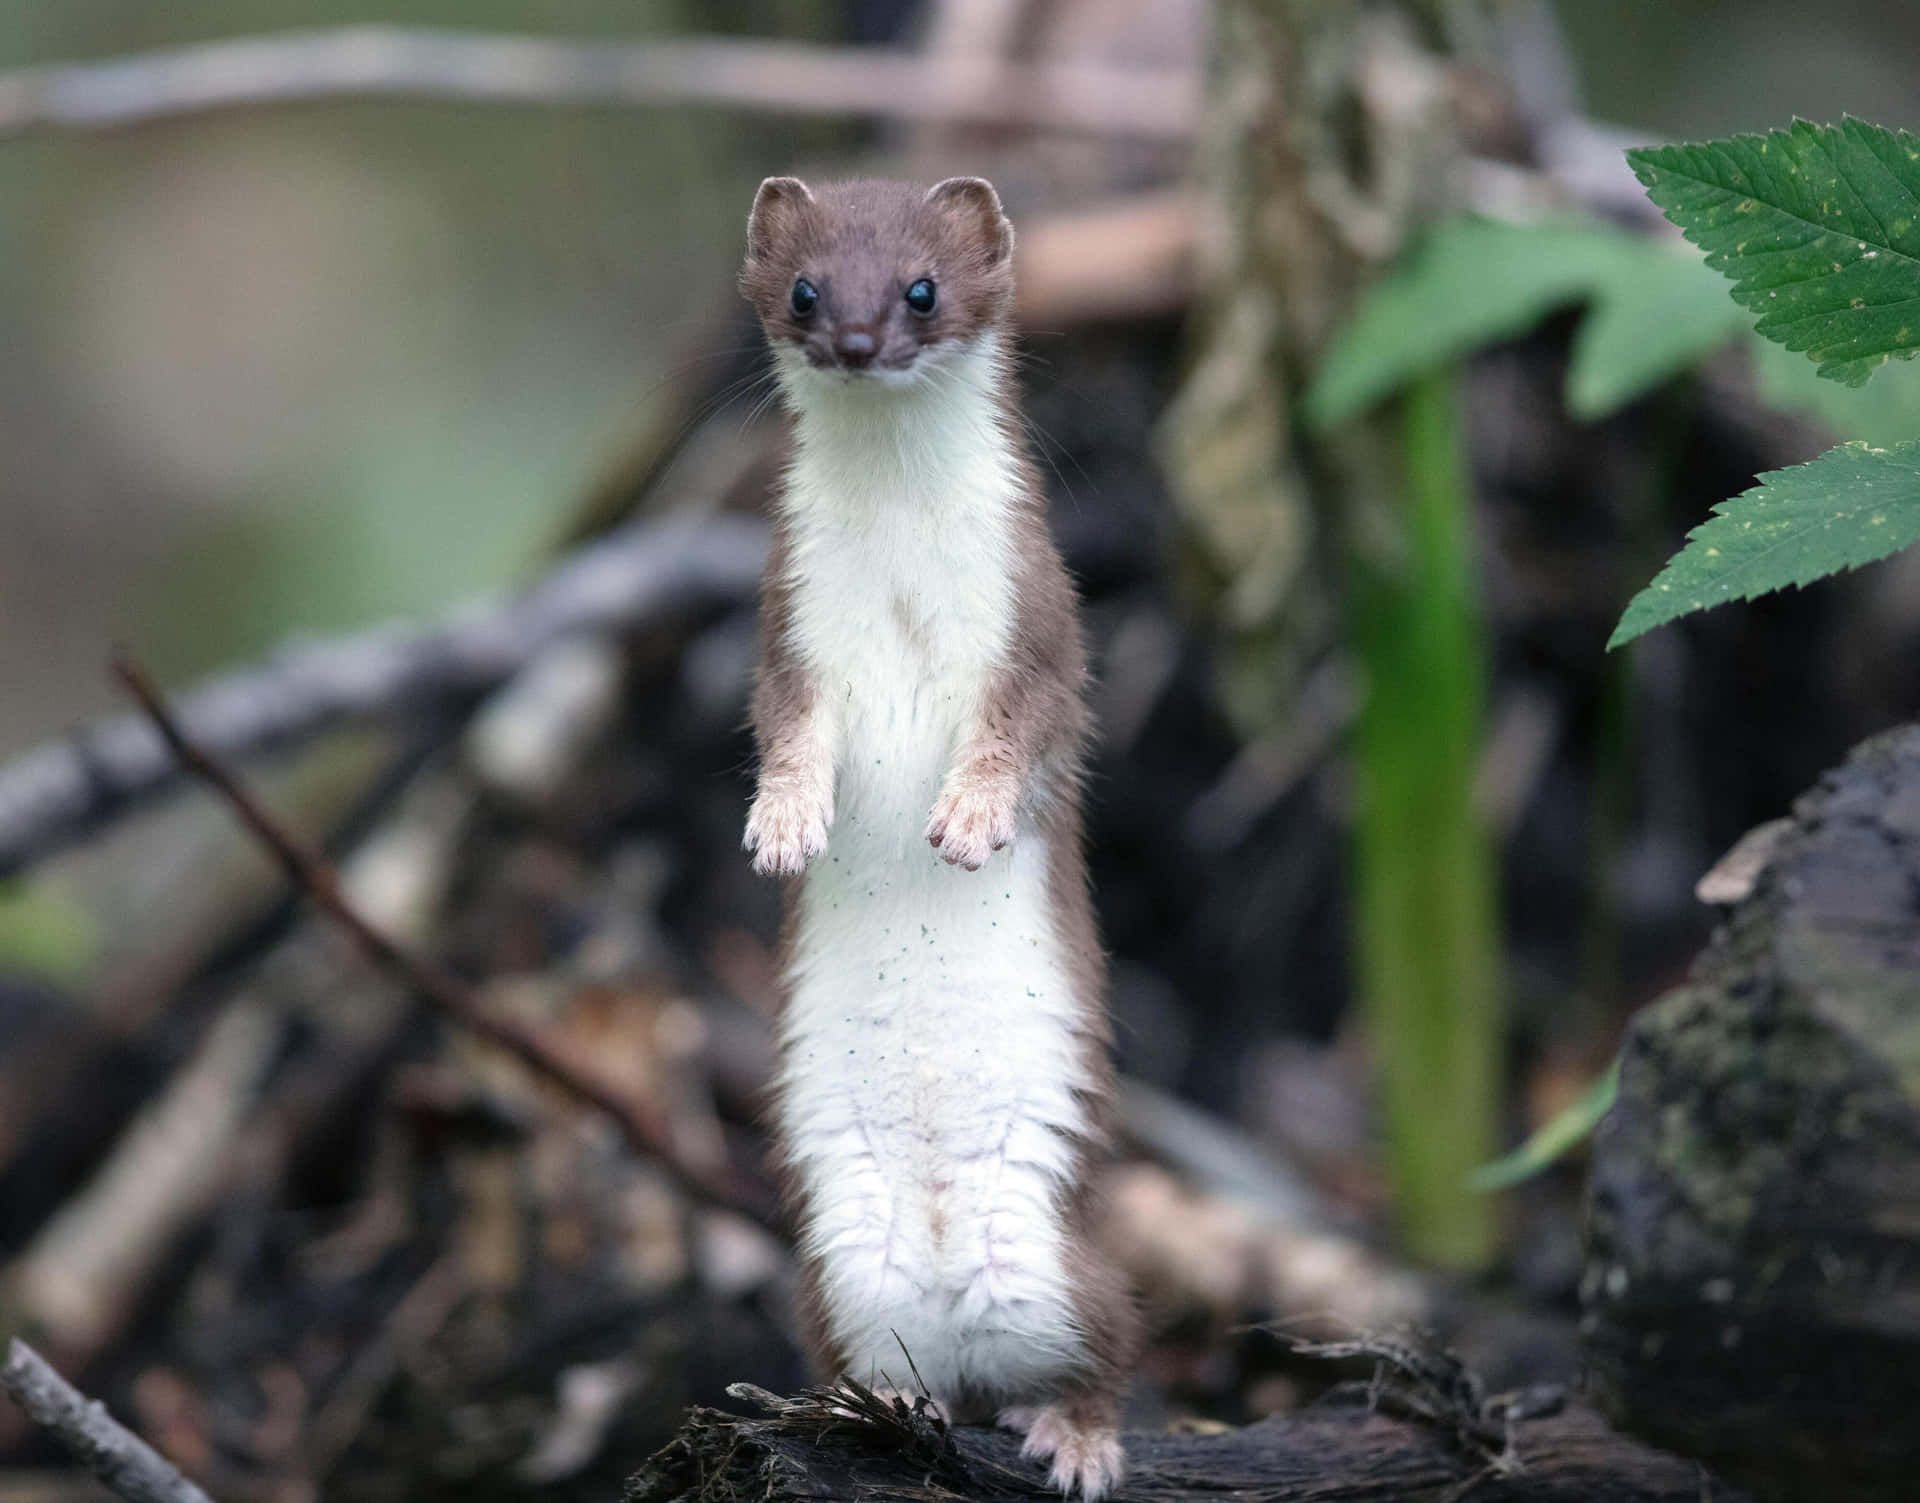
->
624, 1381, 1747, 1503
1585, 724, 1920, 1503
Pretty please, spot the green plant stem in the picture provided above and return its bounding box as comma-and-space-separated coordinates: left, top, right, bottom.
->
1347, 366, 1503, 1270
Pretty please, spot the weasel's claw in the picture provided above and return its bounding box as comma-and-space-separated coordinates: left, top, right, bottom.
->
1020, 1403, 1125, 1502
925, 784, 1015, 871
745, 793, 831, 876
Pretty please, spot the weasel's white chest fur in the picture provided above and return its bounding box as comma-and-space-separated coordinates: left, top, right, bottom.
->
772, 344, 1092, 1401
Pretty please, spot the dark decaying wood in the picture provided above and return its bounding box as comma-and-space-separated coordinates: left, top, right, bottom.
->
1584, 724, 1920, 1503
624, 1378, 1746, 1503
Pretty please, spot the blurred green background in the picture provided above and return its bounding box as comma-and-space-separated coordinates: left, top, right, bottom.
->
0, 1, 800, 754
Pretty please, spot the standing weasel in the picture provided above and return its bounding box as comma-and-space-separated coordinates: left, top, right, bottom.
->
740, 176, 1138, 1499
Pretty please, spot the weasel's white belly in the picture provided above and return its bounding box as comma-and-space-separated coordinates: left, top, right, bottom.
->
776, 699, 1089, 1400
771, 337, 1088, 1398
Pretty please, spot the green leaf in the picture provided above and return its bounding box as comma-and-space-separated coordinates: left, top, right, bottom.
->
1306, 218, 1628, 430
1468, 1059, 1619, 1192
1567, 250, 1748, 419
1610, 439, 1920, 647
1306, 216, 1745, 430
1629, 118, 1920, 387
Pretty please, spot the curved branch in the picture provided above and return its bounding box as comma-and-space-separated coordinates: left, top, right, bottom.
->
109, 652, 774, 1224
0, 27, 1199, 141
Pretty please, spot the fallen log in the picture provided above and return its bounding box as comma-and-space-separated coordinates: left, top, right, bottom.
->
625, 1378, 1746, 1503
1584, 724, 1920, 1503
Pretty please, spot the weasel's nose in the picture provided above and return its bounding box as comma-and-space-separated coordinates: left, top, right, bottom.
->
835, 329, 876, 368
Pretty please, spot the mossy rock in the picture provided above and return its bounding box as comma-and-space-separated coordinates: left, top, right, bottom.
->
1584, 725, 1920, 1502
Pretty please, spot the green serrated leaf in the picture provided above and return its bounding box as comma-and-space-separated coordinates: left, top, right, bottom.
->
1629, 118, 1920, 387
1468, 1059, 1619, 1193
1610, 439, 1920, 647
1305, 218, 1631, 430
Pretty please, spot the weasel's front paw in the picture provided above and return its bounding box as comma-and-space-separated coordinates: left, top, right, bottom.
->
926, 782, 1016, 871
744, 791, 830, 877
1021, 1403, 1125, 1502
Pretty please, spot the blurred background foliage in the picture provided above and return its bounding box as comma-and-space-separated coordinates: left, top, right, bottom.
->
1, 0, 1917, 759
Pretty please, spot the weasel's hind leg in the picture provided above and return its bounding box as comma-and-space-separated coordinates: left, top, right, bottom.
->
1018, 1391, 1124, 1501
996, 1404, 1040, 1435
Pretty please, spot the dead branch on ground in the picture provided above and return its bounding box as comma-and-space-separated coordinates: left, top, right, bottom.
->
1, 1340, 214, 1503
108, 653, 772, 1225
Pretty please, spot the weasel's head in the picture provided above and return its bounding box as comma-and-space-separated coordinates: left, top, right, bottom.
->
740, 176, 1014, 388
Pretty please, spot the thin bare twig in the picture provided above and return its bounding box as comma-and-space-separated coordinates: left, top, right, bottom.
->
2, 769, 471, 1359
0, 26, 1199, 141
110, 651, 773, 1223
1, 1339, 215, 1503
7, 999, 283, 1356
0, 512, 766, 878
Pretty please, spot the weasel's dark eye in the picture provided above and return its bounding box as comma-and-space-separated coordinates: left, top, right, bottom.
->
790, 279, 818, 317
905, 278, 937, 316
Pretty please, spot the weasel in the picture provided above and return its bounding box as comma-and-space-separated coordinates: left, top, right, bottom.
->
739, 176, 1138, 1500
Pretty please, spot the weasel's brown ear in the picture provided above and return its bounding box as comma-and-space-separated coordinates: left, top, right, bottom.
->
746, 176, 814, 260
925, 177, 1013, 265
